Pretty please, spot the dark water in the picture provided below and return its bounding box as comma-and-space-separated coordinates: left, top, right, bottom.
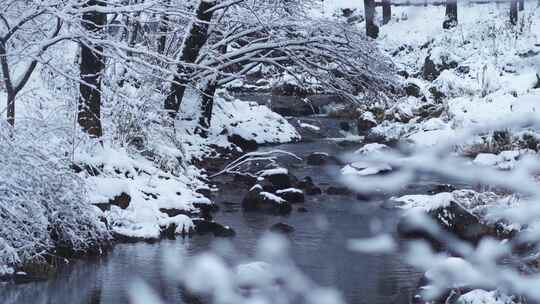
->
0, 137, 464, 304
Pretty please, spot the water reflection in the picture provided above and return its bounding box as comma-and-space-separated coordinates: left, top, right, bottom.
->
0, 140, 425, 304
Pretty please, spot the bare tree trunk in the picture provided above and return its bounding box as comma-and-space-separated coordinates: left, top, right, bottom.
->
78, 0, 106, 138
443, 0, 458, 29
364, 0, 379, 38
164, 0, 217, 119
518, 0, 524, 11
157, 0, 171, 55
382, 0, 391, 25
194, 80, 217, 138
0, 18, 61, 128
6, 93, 15, 127
0, 42, 15, 127
510, 0, 518, 25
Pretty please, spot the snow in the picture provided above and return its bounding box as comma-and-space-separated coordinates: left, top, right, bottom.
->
300, 122, 321, 131
75, 145, 207, 240
347, 234, 396, 254
392, 192, 454, 211
0, 265, 15, 277
259, 167, 289, 177
260, 192, 287, 204
361, 111, 377, 124
472, 149, 535, 170
458, 290, 515, 304
341, 162, 392, 176
158, 215, 195, 234
354, 143, 389, 155
474, 153, 501, 167
276, 188, 303, 194
176, 89, 300, 158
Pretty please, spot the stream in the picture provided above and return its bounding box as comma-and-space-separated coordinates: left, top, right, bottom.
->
0, 96, 450, 304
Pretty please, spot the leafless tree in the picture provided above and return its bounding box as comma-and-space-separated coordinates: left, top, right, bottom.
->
0, 2, 63, 127
443, 0, 458, 29
78, 0, 107, 138
364, 0, 379, 38
510, 0, 518, 25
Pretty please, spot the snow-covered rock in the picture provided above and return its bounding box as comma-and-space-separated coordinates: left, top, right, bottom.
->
458, 289, 517, 304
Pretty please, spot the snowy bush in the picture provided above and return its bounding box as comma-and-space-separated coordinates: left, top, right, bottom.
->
0, 123, 109, 267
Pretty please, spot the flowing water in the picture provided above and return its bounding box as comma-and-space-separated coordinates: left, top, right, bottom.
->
0, 98, 452, 304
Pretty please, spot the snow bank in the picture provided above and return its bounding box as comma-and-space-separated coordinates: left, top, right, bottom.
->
176, 90, 300, 158
392, 192, 454, 211
473, 149, 536, 170
458, 289, 516, 304
76, 146, 206, 240
373, 3, 540, 152
391, 189, 515, 221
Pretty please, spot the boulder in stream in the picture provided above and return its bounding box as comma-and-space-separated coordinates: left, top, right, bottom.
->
242, 185, 293, 215
228, 134, 258, 152
398, 201, 500, 247
275, 188, 305, 203
357, 111, 378, 134
193, 219, 236, 237
258, 168, 292, 190
296, 176, 322, 195
306, 152, 340, 166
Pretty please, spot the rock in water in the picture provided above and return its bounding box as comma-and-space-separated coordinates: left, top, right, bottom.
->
296, 177, 322, 196
398, 201, 495, 247
276, 188, 305, 203
193, 219, 236, 237
428, 201, 490, 244
242, 185, 292, 215
270, 222, 295, 234
306, 152, 340, 166
228, 134, 258, 152
357, 111, 378, 134
307, 152, 330, 166
258, 168, 291, 190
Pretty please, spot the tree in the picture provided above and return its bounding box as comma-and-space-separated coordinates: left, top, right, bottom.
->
0, 4, 63, 127
382, 0, 392, 25
164, 0, 218, 119
194, 77, 217, 138
78, 0, 107, 138
157, 0, 172, 55
443, 0, 458, 29
510, 0, 518, 25
364, 0, 379, 38
518, 0, 524, 11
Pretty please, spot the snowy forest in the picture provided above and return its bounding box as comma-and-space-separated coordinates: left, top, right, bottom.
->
1, 0, 540, 303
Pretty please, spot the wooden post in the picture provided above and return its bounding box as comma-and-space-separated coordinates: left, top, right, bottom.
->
443, 0, 458, 29
382, 0, 391, 25
364, 0, 379, 38
518, 0, 524, 11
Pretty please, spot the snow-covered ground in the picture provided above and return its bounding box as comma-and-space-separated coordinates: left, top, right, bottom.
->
353, 2, 540, 152
0, 44, 300, 270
